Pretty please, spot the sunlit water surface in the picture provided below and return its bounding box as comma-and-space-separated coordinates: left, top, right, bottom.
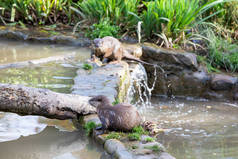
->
0, 41, 103, 159
141, 97, 238, 159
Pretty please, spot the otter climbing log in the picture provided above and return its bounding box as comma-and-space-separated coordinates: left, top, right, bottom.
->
0, 83, 96, 120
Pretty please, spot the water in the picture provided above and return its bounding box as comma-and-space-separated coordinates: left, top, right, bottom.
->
0, 114, 103, 159
0, 39, 90, 64
128, 63, 157, 106
141, 97, 238, 159
0, 40, 91, 93
0, 40, 104, 159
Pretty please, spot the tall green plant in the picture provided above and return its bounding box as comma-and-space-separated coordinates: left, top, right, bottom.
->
207, 32, 238, 72
0, 0, 74, 25
138, 0, 228, 41
79, 0, 139, 29
201, 0, 238, 30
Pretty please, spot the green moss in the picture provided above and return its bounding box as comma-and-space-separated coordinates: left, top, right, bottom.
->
145, 137, 155, 142
82, 64, 93, 70
128, 133, 141, 141
131, 145, 138, 149
112, 98, 120, 106
106, 132, 124, 140
144, 145, 162, 152
132, 126, 149, 135
83, 121, 97, 136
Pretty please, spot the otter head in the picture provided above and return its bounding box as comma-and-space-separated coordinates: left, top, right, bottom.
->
93, 38, 102, 48
89, 95, 111, 108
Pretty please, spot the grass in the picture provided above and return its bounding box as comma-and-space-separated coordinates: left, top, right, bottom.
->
140, 0, 227, 43
128, 126, 149, 141
106, 132, 125, 140
128, 133, 141, 141
132, 126, 149, 135
204, 29, 238, 72
0, 0, 75, 25
83, 121, 97, 136
112, 98, 120, 106
86, 18, 120, 39
145, 137, 155, 142
78, 0, 138, 29
82, 63, 93, 70
0, 0, 237, 73
144, 145, 162, 152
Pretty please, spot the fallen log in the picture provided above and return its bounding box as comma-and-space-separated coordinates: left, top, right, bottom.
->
0, 83, 96, 120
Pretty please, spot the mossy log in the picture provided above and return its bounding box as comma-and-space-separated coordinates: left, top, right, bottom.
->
0, 83, 96, 119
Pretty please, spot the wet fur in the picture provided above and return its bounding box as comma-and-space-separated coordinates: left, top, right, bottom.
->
89, 95, 142, 131
92, 36, 156, 66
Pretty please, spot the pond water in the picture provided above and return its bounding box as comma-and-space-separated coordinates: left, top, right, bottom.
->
0, 41, 104, 159
0, 39, 90, 64
141, 97, 238, 159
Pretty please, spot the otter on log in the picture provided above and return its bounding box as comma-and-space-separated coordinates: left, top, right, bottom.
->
89, 95, 142, 132
92, 36, 156, 66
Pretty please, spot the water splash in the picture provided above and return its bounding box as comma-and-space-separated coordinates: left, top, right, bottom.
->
127, 63, 158, 107
137, 21, 143, 43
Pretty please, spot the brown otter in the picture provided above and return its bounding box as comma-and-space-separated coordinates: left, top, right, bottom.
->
89, 95, 142, 132
92, 36, 156, 66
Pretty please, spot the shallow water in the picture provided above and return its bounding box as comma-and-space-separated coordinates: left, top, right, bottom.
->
0, 39, 90, 64
0, 113, 103, 159
0, 40, 91, 93
0, 41, 103, 159
141, 97, 238, 159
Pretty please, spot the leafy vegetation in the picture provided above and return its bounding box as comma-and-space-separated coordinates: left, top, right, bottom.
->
105, 132, 125, 140
207, 33, 238, 72
145, 137, 155, 142
128, 133, 141, 141
112, 98, 120, 106
127, 126, 149, 141
0, 0, 237, 73
84, 121, 97, 136
144, 145, 162, 152
82, 63, 93, 70
86, 18, 119, 39
78, 0, 139, 28
132, 126, 149, 135
0, 0, 75, 25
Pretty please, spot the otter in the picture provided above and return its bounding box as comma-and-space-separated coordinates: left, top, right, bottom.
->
89, 95, 142, 132
92, 36, 156, 66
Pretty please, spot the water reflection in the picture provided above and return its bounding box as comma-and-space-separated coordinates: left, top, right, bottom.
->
0, 126, 103, 159
0, 39, 90, 64
0, 112, 47, 142
0, 40, 103, 159
141, 97, 238, 159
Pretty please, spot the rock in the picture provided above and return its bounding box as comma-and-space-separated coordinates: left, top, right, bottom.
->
158, 152, 176, 159
210, 74, 237, 91
100, 152, 113, 159
114, 150, 134, 159
72, 62, 130, 103
141, 142, 166, 152
136, 154, 159, 159
0, 28, 91, 46
104, 139, 126, 155
141, 42, 238, 101
142, 43, 198, 71
122, 43, 143, 58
